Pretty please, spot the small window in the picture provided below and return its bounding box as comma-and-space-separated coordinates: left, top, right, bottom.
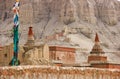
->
4, 54, 7, 58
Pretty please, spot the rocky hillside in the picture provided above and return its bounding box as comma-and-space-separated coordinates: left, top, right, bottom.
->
0, 0, 120, 63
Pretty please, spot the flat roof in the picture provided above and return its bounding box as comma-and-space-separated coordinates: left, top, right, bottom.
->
49, 46, 75, 52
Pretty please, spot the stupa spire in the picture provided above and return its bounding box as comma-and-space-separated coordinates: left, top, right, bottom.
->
95, 33, 99, 42
28, 26, 34, 39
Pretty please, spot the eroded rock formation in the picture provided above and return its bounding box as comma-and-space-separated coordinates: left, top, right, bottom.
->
0, 0, 119, 25
95, 0, 118, 25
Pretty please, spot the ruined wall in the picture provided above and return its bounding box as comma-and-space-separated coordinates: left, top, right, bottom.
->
0, 66, 120, 79
0, 44, 24, 66
45, 31, 64, 42
23, 44, 50, 65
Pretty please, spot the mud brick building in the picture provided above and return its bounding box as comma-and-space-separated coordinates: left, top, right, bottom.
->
49, 46, 75, 64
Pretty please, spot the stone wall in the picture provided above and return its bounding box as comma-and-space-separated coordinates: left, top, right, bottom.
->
0, 66, 120, 79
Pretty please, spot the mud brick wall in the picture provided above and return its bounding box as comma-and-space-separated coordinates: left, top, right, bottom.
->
0, 66, 120, 79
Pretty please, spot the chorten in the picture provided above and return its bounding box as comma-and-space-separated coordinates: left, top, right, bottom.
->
88, 33, 107, 63
24, 26, 35, 51
25, 26, 35, 46
90, 33, 105, 54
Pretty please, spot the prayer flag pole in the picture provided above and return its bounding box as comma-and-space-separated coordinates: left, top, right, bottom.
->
9, 0, 20, 66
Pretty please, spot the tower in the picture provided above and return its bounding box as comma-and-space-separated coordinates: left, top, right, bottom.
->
88, 33, 107, 63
